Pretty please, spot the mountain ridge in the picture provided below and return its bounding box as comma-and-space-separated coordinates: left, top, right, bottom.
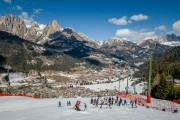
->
0, 14, 179, 76
1, 14, 180, 47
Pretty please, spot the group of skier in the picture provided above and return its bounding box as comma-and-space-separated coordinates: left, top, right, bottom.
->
58, 96, 138, 111
58, 100, 71, 107
67, 101, 71, 106
90, 96, 137, 108
130, 99, 137, 108
74, 100, 88, 111
58, 100, 87, 111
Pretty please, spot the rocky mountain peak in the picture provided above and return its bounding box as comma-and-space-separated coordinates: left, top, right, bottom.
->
103, 37, 125, 46
49, 20, 60, 28
166, 34, 180, 42
0, 14, 27, 37
31, 22, 39, 28
40, 20, 62, 40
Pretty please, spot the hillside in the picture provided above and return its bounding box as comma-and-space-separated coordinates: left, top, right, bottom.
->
159, 46, 180, 79
0, 31, 83, 72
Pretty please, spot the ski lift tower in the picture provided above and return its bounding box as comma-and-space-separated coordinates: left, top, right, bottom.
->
118, 75, 121, 92
147, 44, 156, 103
126, 64, 131, 94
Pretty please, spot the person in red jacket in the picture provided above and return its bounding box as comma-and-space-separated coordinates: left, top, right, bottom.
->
75, 100, 81, 111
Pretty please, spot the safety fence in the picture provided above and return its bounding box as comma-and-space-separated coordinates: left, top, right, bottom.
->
135, 95, 179, 113
172, 100, 180, 104
117, 92, 179, 113
0, 93, 40, 99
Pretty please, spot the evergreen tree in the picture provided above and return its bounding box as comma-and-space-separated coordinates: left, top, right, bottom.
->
174, 86, 180, 99
166, 82, 175, 100
155, 72, 169, 99
0, 55, 6, 66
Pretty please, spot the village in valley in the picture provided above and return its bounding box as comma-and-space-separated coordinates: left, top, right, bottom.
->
0, 64, 145, 98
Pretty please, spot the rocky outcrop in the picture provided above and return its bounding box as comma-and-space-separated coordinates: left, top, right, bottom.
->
100, 38, 139, 52
166, 34, 180, 42
0, 15, 62, 42
0, 14, 100, 49
25, 22, 39, 42
0, 14, 27, 38
40, 20, 62, 40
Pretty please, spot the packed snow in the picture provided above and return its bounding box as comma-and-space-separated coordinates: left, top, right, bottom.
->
134, 62, 144, 67
0, 96, 179, 120
0, 73, 24, 82
83, 78, 144, 94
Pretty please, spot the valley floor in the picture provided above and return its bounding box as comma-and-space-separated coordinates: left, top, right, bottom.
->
0, 96, 180, 120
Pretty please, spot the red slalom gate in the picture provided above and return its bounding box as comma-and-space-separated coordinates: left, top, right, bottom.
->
0, 93, 40, 99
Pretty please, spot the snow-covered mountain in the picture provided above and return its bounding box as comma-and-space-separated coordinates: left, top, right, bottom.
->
1, 14, 180, 49
0, 14, 178, 78
0, 15, 65, 42
0, 14, 100, 49
137, 35, 180, 48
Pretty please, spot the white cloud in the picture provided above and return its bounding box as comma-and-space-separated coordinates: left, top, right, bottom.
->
109, 14, 148, 26
19, 12, 34, 27
108, 16, 128, 25
115, 29, 157, 41
16, 5, 22, 10
155, 25, 167, 31
173, 20, 180, 35
130, 14, 148, 21
3, 0, 11, 3
33, 8, 43, 14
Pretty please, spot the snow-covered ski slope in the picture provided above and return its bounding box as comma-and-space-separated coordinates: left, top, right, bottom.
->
0, 96, 179, 120
83, 78, 144, 94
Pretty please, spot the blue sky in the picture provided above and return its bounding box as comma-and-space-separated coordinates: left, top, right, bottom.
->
0, 0, 180, 41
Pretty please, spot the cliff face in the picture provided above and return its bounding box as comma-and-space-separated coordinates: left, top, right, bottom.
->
0, 14, 62, 42
40, 20, 62, 40
0, 14, 27, 38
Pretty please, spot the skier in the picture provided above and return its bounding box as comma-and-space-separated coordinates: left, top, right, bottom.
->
93, 98, 97, 106
118, 98, 122, 106
96, 98, 99, 107
67, 101, 69, 106
100, 99, 104, 108
75, 100, 81, 111
130, 99, 134, 108
108, 102, 112, 109
134, 99, 137, 107
115, 97, 118, 104
111, 97, 114, 105
90, 98, 93, 104
119, 98, 122, 106
108, 97, 111, 105
116, 96, 118, 101
123, 99, 127, 106
84, 103, 87, 110
58, 101, 61, 107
